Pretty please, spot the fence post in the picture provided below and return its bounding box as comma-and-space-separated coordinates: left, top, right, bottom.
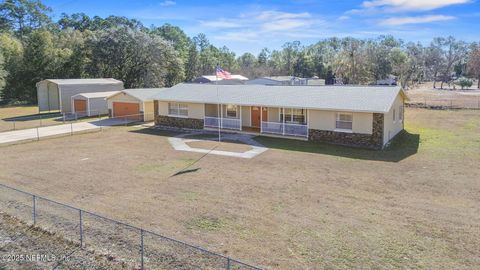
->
140, 229, 144, 270
36, 127, 40, 141
226, 257, 231, 270
79, 209, 83, 248
32, 195, 36, 225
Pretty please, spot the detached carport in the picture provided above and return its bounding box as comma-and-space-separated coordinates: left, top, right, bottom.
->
36, 78, 124, 113
106, 88, 166, 121
71, 91, 120, 116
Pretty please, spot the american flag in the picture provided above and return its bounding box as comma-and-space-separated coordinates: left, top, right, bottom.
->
215, 66, 232, 80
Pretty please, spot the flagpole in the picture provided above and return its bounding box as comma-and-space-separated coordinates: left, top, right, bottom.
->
216, 66, 221, 142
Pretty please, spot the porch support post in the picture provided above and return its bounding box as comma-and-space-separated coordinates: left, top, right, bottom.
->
306, 108, 309, 138
239, 105, 242, 131
260, 106, 263, 133
282, 107, 286, 136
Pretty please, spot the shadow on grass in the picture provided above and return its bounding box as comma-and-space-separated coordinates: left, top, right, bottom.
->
254, 130, 420, 162
130, 128, 251, 146
129, 127, 184, 137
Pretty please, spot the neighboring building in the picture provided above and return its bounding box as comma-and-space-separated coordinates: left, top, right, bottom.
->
36, 79, 124, 113
246, 76, 308, 86
192, 75, 249, 84
151, 84, 407, 149
376, 75, 397, 86
106, 88, 166, 121
307, 78, 326, 86
71, 91, 120, 117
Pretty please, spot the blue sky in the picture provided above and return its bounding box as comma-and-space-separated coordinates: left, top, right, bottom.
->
44, 0, 480, 55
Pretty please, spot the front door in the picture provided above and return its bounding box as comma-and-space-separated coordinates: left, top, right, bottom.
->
251, 107, 267, 128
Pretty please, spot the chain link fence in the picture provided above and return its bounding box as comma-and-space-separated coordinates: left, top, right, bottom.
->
406, 97, 480, 110
0, 113, 155, 145
0, 183, 262, 270
0, 110, 108, 132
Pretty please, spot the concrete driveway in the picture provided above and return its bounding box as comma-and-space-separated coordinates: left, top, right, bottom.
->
0, 118, 133, 145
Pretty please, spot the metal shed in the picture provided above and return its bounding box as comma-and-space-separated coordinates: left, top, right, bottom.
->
36, 78, 124, 113
71, 91, 120, 117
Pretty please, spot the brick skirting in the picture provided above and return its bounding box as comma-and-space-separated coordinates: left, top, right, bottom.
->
308, 113, 384, 149
155, 115, 204, 129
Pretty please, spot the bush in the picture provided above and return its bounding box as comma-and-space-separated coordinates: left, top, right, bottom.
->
456, 77, 473, 90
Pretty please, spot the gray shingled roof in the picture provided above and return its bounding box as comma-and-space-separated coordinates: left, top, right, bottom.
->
152, 83, 404, 113
117, 88, 167, 101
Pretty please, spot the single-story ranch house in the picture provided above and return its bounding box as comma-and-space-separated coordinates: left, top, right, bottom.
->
151, 84, 406, 149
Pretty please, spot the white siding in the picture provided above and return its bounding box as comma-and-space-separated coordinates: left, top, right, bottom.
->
158, 101, 205, 120
87, 97, 109, 116
59, 83, 123, 113
267, 107, 280, 122
308, 109, 373, 134
241, 106, 250, 126
383, 93, 405, 145
37, 81, 60, 111
144, 101, 155, 121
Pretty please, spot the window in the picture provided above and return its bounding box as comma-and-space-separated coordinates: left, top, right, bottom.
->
280, 108, 305, 124
336, 113, 353, 130
168, 102, 188, 117
226, 104, 238, 118
399, 106, 403, 121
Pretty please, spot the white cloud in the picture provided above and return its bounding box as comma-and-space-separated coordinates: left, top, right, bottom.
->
216, 31, 260, 42
381, 15, 455, 25
362, 0, 471, 11
201, 10, 327, 42
262, 19, 314, 31
201, 19, 243, 29
160, 0, 176, 7
255, 11, 311, 20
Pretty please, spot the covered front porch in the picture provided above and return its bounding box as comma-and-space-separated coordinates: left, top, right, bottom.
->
204, 104, 309, 138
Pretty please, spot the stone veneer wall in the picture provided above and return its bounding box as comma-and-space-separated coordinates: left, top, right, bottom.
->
155, 115, 204, 129
308, 113, 384, 149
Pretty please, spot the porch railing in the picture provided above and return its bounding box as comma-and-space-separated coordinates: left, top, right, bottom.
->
261, 121, 308, 137
204, 116, 241, 130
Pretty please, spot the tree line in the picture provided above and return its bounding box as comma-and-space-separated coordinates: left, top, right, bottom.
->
1, 0, 479, 104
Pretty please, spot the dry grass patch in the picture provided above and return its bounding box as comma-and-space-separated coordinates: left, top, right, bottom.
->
0, 108, 479, 269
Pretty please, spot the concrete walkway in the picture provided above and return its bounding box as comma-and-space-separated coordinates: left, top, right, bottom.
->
0, 118, 131, 145
168, 132, 268, 159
